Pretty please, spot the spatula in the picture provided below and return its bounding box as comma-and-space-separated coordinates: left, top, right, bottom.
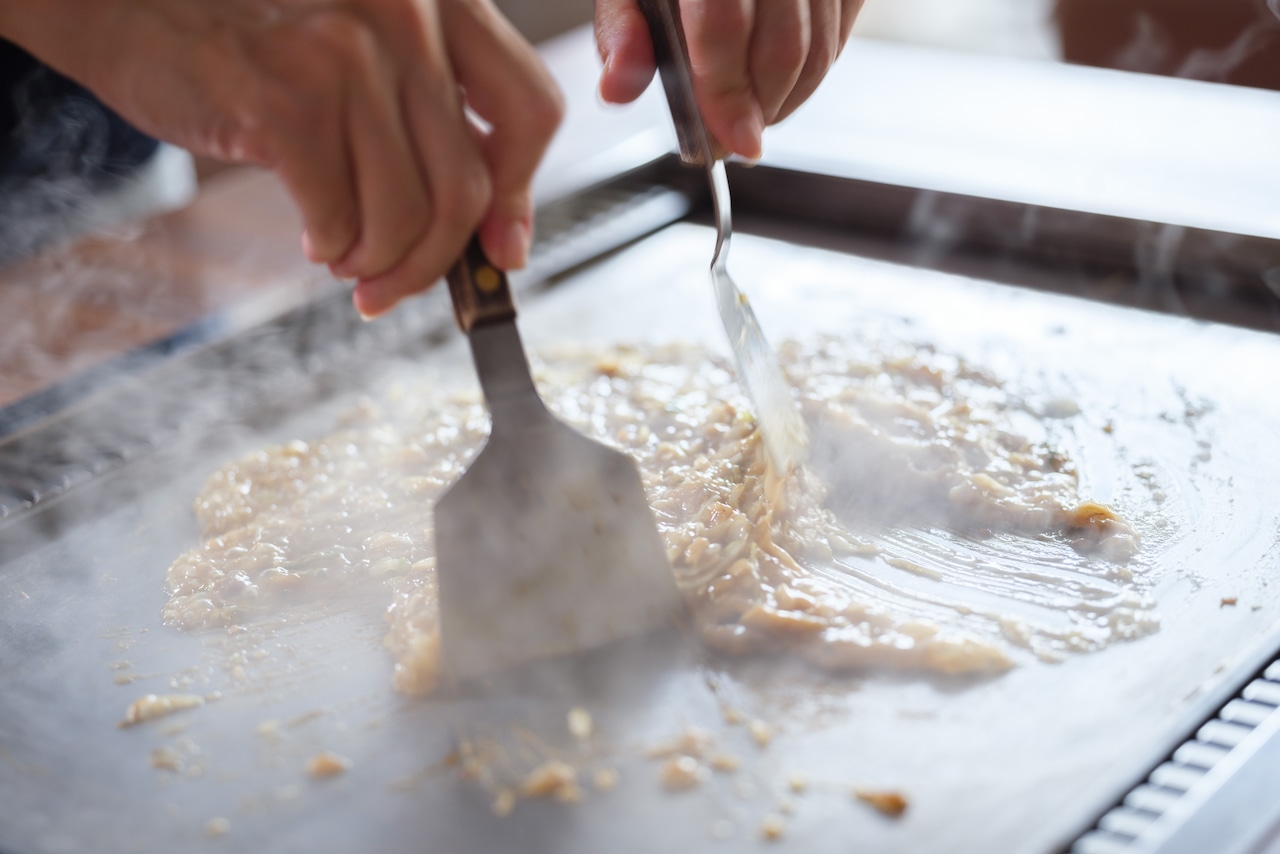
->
637, 0, 809, 473
434, 237, 682, 686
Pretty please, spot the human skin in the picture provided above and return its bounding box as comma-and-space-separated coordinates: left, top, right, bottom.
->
0, 0, 862, 316
595, 0, 866, 157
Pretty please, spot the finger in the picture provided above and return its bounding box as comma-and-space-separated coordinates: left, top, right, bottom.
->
352, 4, 491, 318
251, 15, 362, 265
775, 0, 841, 123
269, 79, 360, 265
680, 0, 764, 159
441, 0, 563, 271
327, 16, 432, 282
594, 0, 657, 103
749, 0, 810, 124
839, 0, 863, 45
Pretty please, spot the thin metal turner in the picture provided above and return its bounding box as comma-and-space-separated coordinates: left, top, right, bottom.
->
638, 0, 809, 472
434, 238, 683, 685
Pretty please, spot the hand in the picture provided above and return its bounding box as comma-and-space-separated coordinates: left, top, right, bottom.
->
0, 0, 564, 317
594, 0, 864, 158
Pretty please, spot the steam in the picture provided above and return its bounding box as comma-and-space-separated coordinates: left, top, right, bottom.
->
0, 77, 112, 266
1099, 7, 1280, 85
1172, 18, 1278, 83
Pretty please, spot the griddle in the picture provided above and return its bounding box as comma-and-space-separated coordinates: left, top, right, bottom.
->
2, 146, 1280, 854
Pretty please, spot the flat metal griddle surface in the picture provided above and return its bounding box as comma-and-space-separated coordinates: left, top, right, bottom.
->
2, 224, 1278, 854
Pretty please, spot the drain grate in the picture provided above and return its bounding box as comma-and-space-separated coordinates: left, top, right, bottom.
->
1074, 658, 1280, 854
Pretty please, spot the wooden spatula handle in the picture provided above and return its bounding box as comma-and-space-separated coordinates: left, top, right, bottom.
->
446, 236, 517, 333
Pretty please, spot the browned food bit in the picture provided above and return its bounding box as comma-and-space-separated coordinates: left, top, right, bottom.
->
661, 756, 707, 791
760, 813, 786, 841
119, 694, 204, 728
748, 719, 774, 748
567, 707, 593, 740
306, 751, 351, 779
204, 817, 230, 839
521, 760, 580, 802
647, 725, 714, 759
149, 746, 184, 771
592, 767, 620, 792
855, 788, 909, 817
1220, 597, 1238, 608
491, 789, 517, 817
709, 753, 741, 773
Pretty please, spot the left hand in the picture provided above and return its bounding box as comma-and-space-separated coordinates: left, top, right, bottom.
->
594, 0, 865, 159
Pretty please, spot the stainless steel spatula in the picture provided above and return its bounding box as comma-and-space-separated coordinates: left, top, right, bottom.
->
637, 0, 809, 473
434, 238, 682, 685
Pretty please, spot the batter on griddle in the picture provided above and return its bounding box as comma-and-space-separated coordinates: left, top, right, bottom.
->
164, 340, 1152, 695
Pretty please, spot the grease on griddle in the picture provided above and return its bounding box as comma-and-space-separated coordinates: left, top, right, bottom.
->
163, 340, 1152, 697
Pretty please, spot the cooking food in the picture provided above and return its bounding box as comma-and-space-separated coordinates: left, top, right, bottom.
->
163, 340, 1152, 696
119, 693, 205, 728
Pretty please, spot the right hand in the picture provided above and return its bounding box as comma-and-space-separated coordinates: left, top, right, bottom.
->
594, 0, 864, 159
0, 0, 564, 317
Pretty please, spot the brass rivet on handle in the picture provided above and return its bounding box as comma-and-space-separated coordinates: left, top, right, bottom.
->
475, 266, 500, 294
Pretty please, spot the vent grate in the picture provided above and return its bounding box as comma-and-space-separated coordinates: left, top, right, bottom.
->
1073, 654, 1280, 853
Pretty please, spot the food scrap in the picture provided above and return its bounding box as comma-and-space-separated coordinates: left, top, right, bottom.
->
204, 817, 230, 839
521, 760, 582, 803
661, 756, 707, 791
592, 767, 620, 793
491, 789, 517, 817
647, 726, 713, 759
567, 707, 593, 740
1220, 597, 1238, 608
748, 719, 774, 748
760, 813, 786, 841
855, 788, 909, 817
306, 751, 351, 779
119, 693, 204, 728
709, 753, 741, 773
149, 746, 184, 771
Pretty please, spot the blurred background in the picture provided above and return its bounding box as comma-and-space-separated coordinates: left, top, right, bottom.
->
497, 0, 1280, 90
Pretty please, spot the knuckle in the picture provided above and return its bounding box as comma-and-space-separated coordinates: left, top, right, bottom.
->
438, 160, 492, 229
806, 33, 839, 78
515, 80, 565, 142
760, 24, 810, 76
536, 81, 567, 136
304, 8, 377, 62
230, 116, 278, 166
314, 208, 360, 248
378, 207, 431, 267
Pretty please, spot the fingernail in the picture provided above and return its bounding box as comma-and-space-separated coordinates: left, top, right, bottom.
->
328, 262, 356, 284
732, 111, 765, 161
352, 283, 387, 321
597, 57, 612, 106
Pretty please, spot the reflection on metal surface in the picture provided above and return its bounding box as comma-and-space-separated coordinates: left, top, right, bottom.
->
1075, 656, 1280, 854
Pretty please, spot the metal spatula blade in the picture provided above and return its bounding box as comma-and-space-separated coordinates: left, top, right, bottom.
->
434, 238, 681, 685
637, 0, 809, 473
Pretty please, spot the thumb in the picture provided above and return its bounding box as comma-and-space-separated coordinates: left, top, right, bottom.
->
595, 0, 657, 103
